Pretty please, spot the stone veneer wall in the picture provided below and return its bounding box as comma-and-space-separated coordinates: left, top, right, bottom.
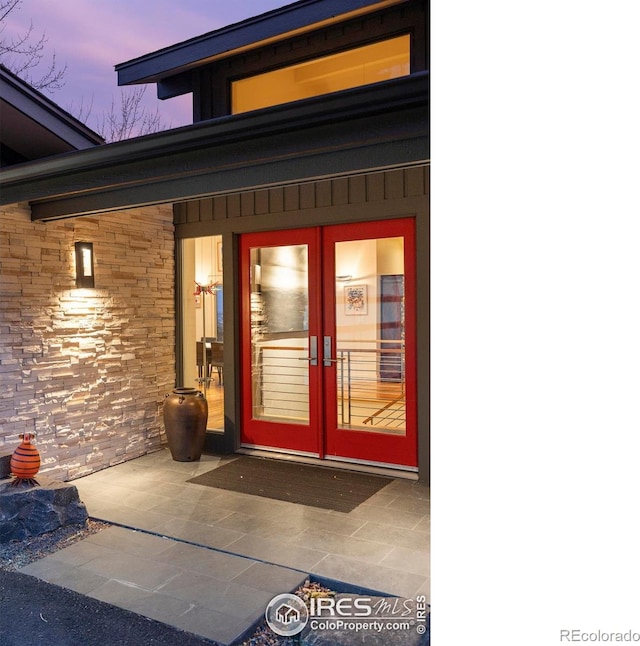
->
0, 202, 175, 481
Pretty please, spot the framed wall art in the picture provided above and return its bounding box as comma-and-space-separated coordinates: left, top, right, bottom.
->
344, 284, 368, 315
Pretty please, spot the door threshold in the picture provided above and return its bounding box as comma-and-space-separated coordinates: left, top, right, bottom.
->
236, 447, 419, 480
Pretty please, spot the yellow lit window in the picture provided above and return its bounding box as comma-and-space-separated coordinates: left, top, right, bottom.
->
231, 34, 410, 114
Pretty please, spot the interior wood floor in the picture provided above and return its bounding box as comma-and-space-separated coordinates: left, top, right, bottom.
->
199, 382, 224, 430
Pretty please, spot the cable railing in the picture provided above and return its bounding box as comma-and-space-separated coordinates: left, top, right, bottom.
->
251, 343, 310, 423
336, 344, 405, 432
250, 340, 405, 433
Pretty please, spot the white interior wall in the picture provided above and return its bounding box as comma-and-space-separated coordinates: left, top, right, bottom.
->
182, 236, 222, 390
335, 239, 378, 346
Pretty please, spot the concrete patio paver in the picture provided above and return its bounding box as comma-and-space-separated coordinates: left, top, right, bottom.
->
19, 448, 429, 645
21, 525, 307, 645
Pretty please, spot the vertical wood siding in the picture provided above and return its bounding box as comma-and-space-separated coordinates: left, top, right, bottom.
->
174, 166, 428, 225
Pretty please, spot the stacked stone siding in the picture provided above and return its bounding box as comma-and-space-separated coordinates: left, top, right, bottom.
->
0, 203, 175, 481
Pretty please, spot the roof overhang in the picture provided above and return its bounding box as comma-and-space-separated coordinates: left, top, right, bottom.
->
0, 73, 428, 221
115, 0, 408, 88
0, 65, 104, 161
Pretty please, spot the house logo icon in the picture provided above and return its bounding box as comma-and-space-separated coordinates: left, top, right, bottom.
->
265, 593, 309, 637
275, 603, 301, 625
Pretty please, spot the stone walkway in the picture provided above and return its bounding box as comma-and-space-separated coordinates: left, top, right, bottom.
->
21, 525, 304, 644
20, 449, 429, 645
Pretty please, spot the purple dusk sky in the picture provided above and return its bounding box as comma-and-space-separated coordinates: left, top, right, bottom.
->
4, 0, 294, 132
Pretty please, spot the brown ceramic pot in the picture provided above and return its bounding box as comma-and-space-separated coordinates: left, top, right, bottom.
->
163, 387, 208, 461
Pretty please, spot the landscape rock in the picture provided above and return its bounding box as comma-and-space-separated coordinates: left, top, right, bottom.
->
0, 478, 88, 543
0, 452, 11, 479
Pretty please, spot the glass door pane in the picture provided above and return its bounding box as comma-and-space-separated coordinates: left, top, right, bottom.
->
249, 244, 310, 424
334, 236, 406, 436
180, 236, 224, 431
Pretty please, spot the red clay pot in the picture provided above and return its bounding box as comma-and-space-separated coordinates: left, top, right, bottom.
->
11, 433, 41, 483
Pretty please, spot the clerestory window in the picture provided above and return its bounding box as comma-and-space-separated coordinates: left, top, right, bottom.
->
231, 34, 410, 114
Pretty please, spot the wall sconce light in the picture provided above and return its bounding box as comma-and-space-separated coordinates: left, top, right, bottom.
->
336, 274, 353, 283
75, 242, 94, 288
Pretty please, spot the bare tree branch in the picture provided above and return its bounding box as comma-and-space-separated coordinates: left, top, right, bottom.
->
95, 86, 168, 142
1, 0, 169, 141
0, 0, 66, 92
66, 94, 95, 125
0, 0, 20, 23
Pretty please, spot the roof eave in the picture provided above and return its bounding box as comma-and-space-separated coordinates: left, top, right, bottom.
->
0, 73, 428, 220
0, 65, 105, 149
115, 0, 407, 86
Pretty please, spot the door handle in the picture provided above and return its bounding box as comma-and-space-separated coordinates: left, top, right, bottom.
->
298, 336, 318, 366
309, 336, 318, 366
323, 336, 343, 366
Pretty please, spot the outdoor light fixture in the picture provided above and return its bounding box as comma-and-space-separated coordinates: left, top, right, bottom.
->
75, 242, 94, 288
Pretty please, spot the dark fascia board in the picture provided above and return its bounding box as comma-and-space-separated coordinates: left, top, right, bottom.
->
115, 0, 406, 86
0, 73, 428, 220
0, 65, 105, 150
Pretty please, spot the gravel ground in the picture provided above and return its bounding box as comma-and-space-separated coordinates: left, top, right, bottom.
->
0, 519, 111, 572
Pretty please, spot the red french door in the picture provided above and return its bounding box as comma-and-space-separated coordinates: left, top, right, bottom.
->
240, 219, 416, 468
240, 227, 322, 455
322, 219, 417, 467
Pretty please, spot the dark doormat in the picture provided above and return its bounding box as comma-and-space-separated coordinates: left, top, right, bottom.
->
187, 456, 393, 513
